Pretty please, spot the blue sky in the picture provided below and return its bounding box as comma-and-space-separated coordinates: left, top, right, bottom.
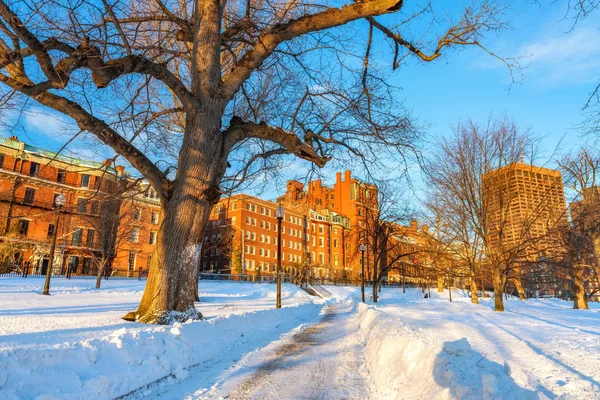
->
1, 0, 598, 200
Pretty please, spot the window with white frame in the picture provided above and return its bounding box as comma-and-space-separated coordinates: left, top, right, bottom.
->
130, 227, 140, 243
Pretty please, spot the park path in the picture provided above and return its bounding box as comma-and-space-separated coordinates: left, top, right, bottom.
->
217, 302, 370, 400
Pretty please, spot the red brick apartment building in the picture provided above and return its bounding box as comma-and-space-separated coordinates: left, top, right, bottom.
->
201, 171, 382, 279
0, 136, 159, 277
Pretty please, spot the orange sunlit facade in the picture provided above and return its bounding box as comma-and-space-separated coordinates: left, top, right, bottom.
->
0, 136, 160, 277
201, 171, 380, 279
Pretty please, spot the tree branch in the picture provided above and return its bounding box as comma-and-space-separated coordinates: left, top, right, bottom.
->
220, 0, 404, 100
224, 116, 330, 167
0, 76, 173, 201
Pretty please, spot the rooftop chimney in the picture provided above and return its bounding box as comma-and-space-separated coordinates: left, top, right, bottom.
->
115, 165, 125, 177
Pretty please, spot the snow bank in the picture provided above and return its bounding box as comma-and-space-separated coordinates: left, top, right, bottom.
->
0, 302, 323, 399
355, 303, 541, 400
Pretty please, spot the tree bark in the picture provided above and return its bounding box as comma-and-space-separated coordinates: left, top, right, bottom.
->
493, 266, 505, 312
510, 267, 526, 300
95, 257, 108, 289
573, 264, 588, 310
470, 276, 479, 304
123, 109, 228, 324
437, 275, 444, 293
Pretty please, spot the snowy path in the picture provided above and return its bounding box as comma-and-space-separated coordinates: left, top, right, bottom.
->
221, 302, 369, 400
138, 301, 371, 400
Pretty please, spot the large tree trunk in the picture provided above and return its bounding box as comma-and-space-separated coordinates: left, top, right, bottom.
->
492, 267, 505, 312
123, 110, 228, 324
437, 275, 444, 293
573, 264, 588, 310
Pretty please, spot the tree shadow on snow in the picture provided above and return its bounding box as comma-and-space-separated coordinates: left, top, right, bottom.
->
433, 338, 541, 399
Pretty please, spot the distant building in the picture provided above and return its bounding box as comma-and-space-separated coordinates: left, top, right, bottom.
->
482, 162, 568, 296
201, 171, 379, 279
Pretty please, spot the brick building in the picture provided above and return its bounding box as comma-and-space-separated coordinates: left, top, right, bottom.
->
201, 171, 380, 279
0, 136, 124, 275
0, 136, 161, 277
111, 183, 162, 276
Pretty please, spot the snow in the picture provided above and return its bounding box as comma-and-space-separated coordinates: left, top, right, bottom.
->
0, 278, 321, 399
356, 288, 600, 400
1, 279, 599, 399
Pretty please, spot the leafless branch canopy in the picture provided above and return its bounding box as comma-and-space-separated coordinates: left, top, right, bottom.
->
0, 0, 512, 200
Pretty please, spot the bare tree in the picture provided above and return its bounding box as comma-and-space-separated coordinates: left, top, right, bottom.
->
557, 148, 600, 308
425, 117, 565, 311
356, 182, 420, 302
0, 0, 513, 323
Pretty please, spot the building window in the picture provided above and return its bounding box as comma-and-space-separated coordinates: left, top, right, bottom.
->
149, 231, 157, 245
319, 238, 324, 247
0, 154, 4, 169
90, 201, 99, 215
86, 229, 95, 247
128, 252, 136, 271
82, 258, 92, 274
29, 162, 40, 177
68, 256, 79, 273
53, 193, 63, 207
130, 227, 140, 243
77, 198, 87, 213
47, 223, 55, 239
334, 254, 339, 266
151, 211, 159, 224
319, 253, 324, 265
133, 208, 142, 220
72, 228, 83, 246
319, 226, 324, 234
57, 169, 66, 183
81, 174, 90, 188
333, 239, 339, 248
23, 187, 35, 205
18, 219, 30, 236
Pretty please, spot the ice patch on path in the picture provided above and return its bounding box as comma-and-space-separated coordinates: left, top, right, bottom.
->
356, 303, 542, 400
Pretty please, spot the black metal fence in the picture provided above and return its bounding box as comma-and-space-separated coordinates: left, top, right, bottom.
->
0, 267, 148, 280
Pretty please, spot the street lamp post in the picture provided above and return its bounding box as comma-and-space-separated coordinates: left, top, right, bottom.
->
275, 204, 284, 309
42, 193, 66, 295
360, 243, 366, 303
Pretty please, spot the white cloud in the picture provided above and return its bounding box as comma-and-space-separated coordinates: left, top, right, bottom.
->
25, 110, 71, 134
518, 26, 600, 85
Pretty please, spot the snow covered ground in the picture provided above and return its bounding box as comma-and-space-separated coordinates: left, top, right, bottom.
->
1, 278, 599, 399
357, 288, 600, 400
0, 278, 322, 399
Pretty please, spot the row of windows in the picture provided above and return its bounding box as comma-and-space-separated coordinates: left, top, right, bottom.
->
0, 155, 120, 191
241, 251, 341, 266
133, 208, 160, 224
129, 227, 157, 245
